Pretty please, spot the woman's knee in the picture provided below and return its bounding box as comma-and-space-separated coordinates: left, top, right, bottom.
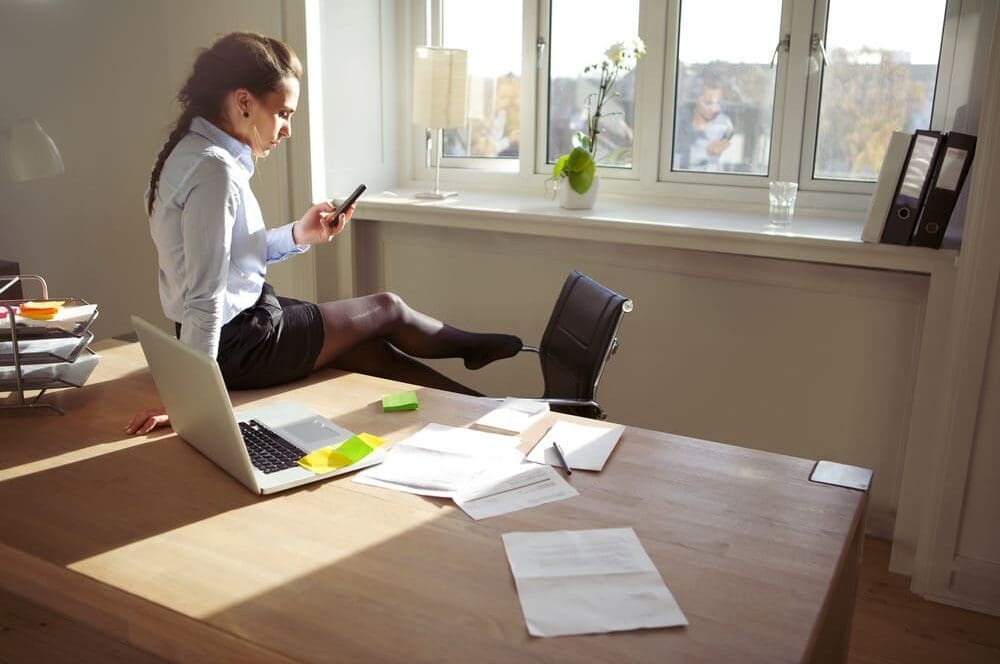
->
371, 291, 408, 321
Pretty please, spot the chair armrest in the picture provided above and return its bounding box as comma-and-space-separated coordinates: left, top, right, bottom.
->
520, 346, 540, 354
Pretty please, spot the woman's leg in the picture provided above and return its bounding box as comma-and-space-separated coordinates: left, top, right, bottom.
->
311, 291, 521, 375
330, 338, 483, 395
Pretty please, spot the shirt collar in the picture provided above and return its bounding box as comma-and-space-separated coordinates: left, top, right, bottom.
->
190, 116, 255, 176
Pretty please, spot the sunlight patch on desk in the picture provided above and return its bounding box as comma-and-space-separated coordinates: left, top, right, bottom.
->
66, 488, 449, 618
0, 435, 168, 483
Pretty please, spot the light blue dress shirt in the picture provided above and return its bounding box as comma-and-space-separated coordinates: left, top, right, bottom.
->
148, 116, 307, 359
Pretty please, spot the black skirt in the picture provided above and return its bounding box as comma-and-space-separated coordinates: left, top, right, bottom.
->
177, 283, 324, 390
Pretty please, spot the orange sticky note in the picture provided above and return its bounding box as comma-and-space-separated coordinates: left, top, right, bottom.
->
21, 300, 65, 311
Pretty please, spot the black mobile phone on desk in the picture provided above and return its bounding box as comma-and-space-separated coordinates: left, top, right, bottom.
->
330, 184, 367, 221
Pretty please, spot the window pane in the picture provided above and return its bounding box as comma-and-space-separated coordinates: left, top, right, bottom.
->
672, 0, 780, 175
547, 0, 641, 167
814, 0, 946, 181
441, 0, 522, 159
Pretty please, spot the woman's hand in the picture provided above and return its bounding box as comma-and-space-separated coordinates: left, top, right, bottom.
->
293, 200, 355, 246
125, 407, 170, 435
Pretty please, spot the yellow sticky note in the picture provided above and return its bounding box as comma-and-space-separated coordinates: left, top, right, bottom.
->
297, 447, 352, 473
296, 433, 386, 474
357, 432, 386, 448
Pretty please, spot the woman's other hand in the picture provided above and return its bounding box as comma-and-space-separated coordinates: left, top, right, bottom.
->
293, 200, 354, 245
126, 407, 170, 435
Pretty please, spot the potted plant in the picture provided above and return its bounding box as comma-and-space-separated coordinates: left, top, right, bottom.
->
551, 37, 646, 209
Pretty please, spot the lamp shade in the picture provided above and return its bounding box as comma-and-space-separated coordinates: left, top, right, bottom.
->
5, 118, 65, 183
412, 47, 468, 129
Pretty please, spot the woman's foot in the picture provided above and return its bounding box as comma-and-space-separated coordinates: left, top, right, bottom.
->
464, 334, 523, 370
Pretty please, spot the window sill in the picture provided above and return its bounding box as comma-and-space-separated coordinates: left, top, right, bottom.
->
352, 186, 958, 277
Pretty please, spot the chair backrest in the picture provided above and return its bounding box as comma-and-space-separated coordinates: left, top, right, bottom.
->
538, 271, 632, 419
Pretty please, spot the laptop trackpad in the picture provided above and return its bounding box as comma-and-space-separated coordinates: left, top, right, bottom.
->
283, 418, 349, 449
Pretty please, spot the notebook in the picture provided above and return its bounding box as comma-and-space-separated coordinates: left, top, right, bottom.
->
132, 315, 384, 495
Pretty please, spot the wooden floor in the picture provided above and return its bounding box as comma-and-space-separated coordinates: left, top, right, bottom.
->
0, 537, 997, 663
847, 538, 1000, 664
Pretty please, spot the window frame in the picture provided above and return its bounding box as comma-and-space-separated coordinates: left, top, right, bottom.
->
794, 0, 958, 193
411, 0, 987, 214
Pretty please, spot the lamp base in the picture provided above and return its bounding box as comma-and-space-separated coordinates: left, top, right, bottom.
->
414, 191, 458, 199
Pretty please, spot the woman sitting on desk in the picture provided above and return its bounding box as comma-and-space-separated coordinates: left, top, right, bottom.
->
127, 32, 521, 435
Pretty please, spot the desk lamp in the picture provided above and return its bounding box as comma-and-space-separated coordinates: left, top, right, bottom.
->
412, 46, 468, 199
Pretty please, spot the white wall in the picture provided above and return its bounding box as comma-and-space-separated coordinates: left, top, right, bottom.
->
1, 0, 169, 337
951, 284, 1000, 608
0, 0, 308, 338
312, 0, 401, 303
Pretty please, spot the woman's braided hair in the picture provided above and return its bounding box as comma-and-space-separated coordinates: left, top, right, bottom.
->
146, 32, 302, 215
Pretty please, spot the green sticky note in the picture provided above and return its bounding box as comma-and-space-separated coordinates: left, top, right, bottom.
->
382, 391, 419, 412
336, 435, 374, 463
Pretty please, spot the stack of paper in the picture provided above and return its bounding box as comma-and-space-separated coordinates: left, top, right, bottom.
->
472, 398, 549, 434
354, 423, 524, 497
1, 303, 98, 331
354, 423, 579, 519
3, 352, 100, 389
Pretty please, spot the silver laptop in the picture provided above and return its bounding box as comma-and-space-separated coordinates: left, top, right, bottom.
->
132, 315, 384, 494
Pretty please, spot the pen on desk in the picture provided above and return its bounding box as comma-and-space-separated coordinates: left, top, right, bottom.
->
552, 441, 572, 476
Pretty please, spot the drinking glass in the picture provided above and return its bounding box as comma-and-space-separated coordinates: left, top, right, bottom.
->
768, 181, 798, 227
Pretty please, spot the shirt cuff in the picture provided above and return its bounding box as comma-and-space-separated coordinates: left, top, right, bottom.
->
266, 222, 310, 262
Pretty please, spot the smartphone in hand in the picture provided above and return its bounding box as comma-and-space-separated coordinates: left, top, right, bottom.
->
328, 184, 367, 225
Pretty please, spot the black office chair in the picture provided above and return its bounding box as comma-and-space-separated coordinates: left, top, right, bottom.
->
510, 270, 633, 420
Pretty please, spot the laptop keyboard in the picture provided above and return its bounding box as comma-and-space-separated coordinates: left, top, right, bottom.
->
239, 419, 304, 474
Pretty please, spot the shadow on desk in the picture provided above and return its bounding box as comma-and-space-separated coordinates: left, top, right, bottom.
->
0, 365, 160, 469
0, 435, 261, 565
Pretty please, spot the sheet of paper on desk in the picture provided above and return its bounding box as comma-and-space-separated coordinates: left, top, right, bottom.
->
472, 398, 549, 434
502, 527, 688, 637
353, 423, 523, 497
526, 419, 626, 471
454, 461, 577, 520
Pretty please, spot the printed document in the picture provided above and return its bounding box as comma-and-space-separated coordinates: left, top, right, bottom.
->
454, 461, 577, 520
502, 527, 688, 637
353, 423, 522, 497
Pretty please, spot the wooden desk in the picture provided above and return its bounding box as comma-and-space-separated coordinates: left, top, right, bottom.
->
0, 341, 866, 663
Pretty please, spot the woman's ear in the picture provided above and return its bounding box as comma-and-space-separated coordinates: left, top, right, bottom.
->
234, 88, 252, 118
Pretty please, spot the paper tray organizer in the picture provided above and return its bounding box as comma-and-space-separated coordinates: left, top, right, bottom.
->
0, 274, 100, 414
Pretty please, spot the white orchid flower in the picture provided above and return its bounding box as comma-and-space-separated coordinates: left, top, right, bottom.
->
605, 41, 627, 66
605, 36, 646, 71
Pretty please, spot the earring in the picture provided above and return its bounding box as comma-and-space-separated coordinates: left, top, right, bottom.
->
243, 111, 249, 118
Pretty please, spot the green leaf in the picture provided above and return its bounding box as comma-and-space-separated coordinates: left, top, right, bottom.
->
566, 146, 593, 173
568, 159, 595, 194
551, 154, 569, 179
